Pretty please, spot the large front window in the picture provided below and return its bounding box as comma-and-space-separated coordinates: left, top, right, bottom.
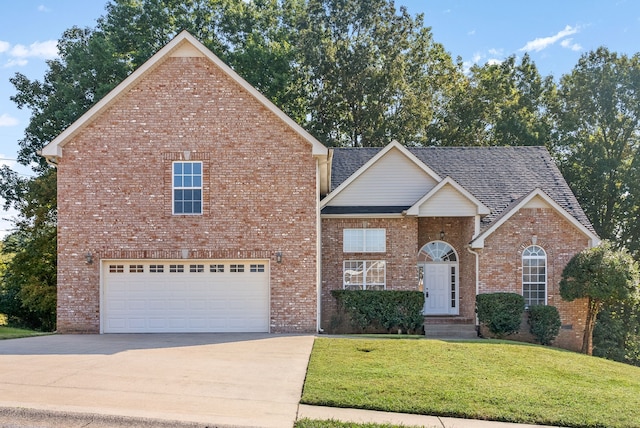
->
173, 161, 202, 214
522, 245, 547, 306
343, 260, 386, 290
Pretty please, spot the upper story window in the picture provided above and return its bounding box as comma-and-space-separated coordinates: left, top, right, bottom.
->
522, 245, 547, 307
343, 228, 386, 252
173, 161, 202, 215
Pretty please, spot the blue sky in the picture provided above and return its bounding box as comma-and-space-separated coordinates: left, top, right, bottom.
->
0, 0, 639, 180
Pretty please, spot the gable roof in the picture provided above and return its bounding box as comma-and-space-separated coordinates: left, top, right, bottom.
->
406, 176, 490, 216
329, 145, 597, 237
320, 141, 440, 208
40, 31, 328, 161
470, 188, 600, 248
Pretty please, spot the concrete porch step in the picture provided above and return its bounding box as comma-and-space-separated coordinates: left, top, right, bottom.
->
424, 319, 478, 339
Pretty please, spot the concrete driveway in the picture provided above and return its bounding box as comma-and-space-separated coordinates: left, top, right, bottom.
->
0, 333, 315, 427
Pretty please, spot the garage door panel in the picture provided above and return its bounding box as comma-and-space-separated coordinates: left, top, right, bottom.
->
103, 260, 269, 333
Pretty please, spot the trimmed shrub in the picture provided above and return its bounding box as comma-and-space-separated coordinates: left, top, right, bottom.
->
528, 305, 561, 345
331, 290, 424, 333
476, 293, 525, 338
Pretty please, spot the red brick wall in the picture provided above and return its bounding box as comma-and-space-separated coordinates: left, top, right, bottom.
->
478, 207, 590, 351
56, 56, 319, 333
320, 217, 419, 330
320, 216, 478, 329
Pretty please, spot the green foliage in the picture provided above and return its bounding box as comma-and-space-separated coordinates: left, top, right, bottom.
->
331, 290, 424, 333
594, 300, 640, 366
298, 0, 460, 147
0, 168, 57, 331
560, 241, 640, 354
552, 48, 640, 259
476, 293, 525, 338
527, 305, 561, 346
0, 226, 57, 331
430, 54, 556, 147
295, 419, 413, 428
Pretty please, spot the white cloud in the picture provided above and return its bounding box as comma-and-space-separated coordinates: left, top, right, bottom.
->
0, 41, 9, 53
0, 114, 19, 127
488, 48, 503, 56
0, 154, 17, 168
3, 58, 28, 68
519, 25, 580, 52
10, 40, 58, 59
560, 38, 582, 51
467, 29, 476, 36
37, 5, 51, 12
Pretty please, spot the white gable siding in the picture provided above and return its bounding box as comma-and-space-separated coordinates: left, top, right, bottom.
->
418, 184, 477, 216
523, 195, 552, 209
329, 148, 437, 206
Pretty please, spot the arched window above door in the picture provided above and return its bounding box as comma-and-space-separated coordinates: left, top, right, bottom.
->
418, 241, 457, 262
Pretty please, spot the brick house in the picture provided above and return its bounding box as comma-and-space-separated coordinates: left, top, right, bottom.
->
41, 32, 599, 351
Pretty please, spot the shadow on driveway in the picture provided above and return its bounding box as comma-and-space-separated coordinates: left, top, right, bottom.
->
0, 333, 287, 355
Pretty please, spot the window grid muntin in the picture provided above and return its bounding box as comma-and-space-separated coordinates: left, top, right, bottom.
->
150, 264, 164, 273
109, 265, 124, 273
451, 266, 456, 308
189, 264, 204, 273
343, 260, 386, 290
419, 241, 457, 262
169, 264, 184, 273
250, 264, 265, 273
129, 264, 144, 273
343, 229, 386, 253
173, 161, 203, 215
523, 245, 547, 306
230, 264, 245, 273
209, 264, 224, 272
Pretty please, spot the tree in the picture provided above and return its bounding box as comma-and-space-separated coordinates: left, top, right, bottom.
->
0, 169, 57, 330
593, 300, 640, 366
298, 0, 460, 147
429, 54, 556, 147
560, 241, 640, 354
552, 48, 640, 255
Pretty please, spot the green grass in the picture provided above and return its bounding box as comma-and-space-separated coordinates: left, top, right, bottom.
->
301, 338, 640, 428
295, 419, 423, 428
0, 326, 49, 340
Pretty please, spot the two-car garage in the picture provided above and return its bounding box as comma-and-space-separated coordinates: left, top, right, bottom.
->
102, 260, 270, 333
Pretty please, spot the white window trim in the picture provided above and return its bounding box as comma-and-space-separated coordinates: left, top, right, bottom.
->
343, 260, 386, 290
172, 160, 203, 215
343, 228, 386, 253
522, 245, 547, 307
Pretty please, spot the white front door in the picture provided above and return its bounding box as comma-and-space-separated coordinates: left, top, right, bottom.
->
422, 263, 458, 315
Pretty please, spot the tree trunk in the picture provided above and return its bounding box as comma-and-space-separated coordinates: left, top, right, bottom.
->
581, 298, 601, 355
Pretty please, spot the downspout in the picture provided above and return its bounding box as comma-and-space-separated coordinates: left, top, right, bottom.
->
466, 245, 481, 332
316, 157, 323, 333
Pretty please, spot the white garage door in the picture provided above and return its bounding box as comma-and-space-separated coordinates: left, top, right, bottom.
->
103, 260, 269, 333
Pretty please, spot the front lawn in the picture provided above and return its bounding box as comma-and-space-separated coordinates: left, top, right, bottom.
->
0, 326, 49, 340
301, 337, 640, 428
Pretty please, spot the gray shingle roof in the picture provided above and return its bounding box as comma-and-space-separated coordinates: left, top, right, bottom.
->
329, 146, 596, 235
